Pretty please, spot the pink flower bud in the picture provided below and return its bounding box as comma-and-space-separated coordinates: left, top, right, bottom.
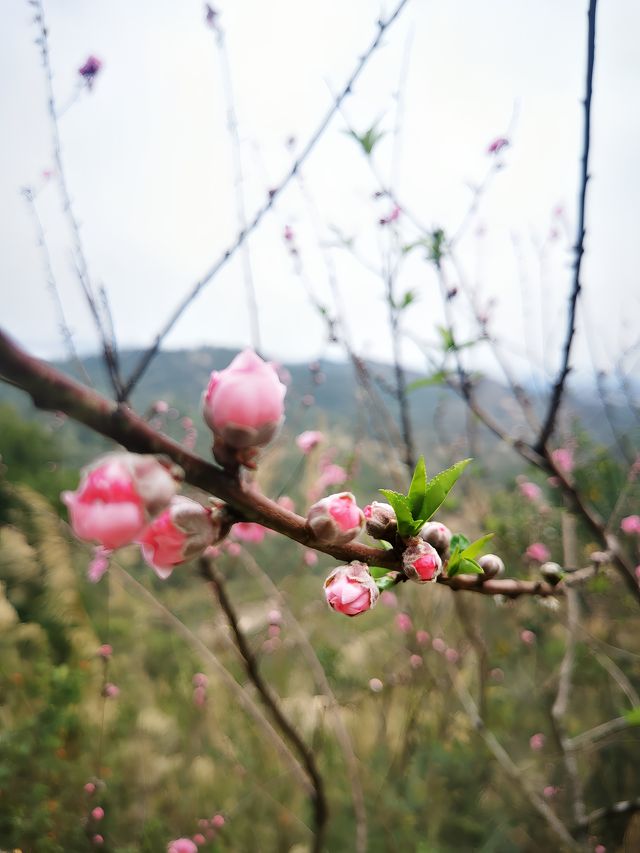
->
525, 542, 551, 563
307, 492, 364, 545
520, 629, 536, 646
369, 677, 384, 692
103, 683, 119, 698
595, 845, 606, 853
324, 562, 379, 617
79, 55, 102, 85
621, 515, 640, 535
202, 350, 286, 454
402, 538, 443, 584
487, 136, 509, 155
419, 521, 452, 557
268, 624, 281, 638
490, 667, 504, 682
395, 612, 412, 632
84, 782, 96, 795
478, 554, 505, 579
193, 686, 207, 707
543, 785, 559, 799
232, 522, 267, 543
88, 547, 111, 584
192, 672, 208, 688
226, 542, 242, 557
380, 590, 398, 608
93, 835, 104, 845
168, 840, 198, 853
211, 814, 225, 828
91, 806, 104, 821
193, 835, 206, 846
363, 502, 397, 540
529, 732, 545, 751
432, 637, 446, 653
303, 549, 319, 567
296, 430, 324, 453
62, 453, 180, 551
97, 644, 112, 659
416, 629, 430, 645
518, 481, 542, 502
138, 497, 226, 579
551, 447, 574, 474
277, 495, 295, 513
409, 654, 422, 669
268, 609, 282, 625
445, 648, 460, 663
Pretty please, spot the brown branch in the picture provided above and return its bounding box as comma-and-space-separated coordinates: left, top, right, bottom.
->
0, 328, 564, 600
121, 0, 412, 398
536, 0, 598, 450
201, 559, 328, 852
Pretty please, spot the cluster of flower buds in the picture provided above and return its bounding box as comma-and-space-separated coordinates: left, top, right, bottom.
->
202, 349, 286, 468
62, 452, 230, 582
306, 492, 364, 545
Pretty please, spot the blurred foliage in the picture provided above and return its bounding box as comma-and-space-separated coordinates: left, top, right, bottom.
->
0, 401, 639, 851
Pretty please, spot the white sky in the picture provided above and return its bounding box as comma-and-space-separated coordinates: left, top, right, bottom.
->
2, 0, 639, 387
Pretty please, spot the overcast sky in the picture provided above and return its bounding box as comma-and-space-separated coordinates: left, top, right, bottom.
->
2, 0, 639, 387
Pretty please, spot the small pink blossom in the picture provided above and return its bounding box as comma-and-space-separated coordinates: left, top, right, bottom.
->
529, 733, 545, 751
551, 447, 574, 474
91, 807, 104, 821
226, 542, 242, 557
193, 835, 206, 846
93, 836, 104, 846
193, 673, 208, 688
78, 55, 102, 87
432, 637, 446, 653
379, 205, 401, 226
303, 549, 319, 567
369, 677, 384, 693
526, 542, 550, 563
521, 629, 536, 646
103, 683, 119, 698
416, 629, 430, 645
409, 654, 422, 669
307, 492, 364, 545
487, 136, 509, 155
518, 481, 542, 502
203, 350, 286, 457
84, 782, 96, 795
364, 502, 397, 540
395, 612, 412, 633
268, 609, 282, 624
445, 648, 460, 664
232, 522, 267, 544
268, 624, 281, 638
154, 400, 169, 413
595, 845, 606, 853
296, 430, 324, 453
211, 814, 225, 828
168, 840, 198, 853
403, 538, 443, 583
324, 562, 379, 617
97, 644, 112, 660
621, 515, 640, 535
277, 495, 295, 512
87, 547, 111, 584
380, 590, 398, 608
193, 686, 207, 708
543, 785, 559, 798
315, 463, 348, 495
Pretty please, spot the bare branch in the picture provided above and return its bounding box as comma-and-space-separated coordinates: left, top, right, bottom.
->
575, 797, 640, 830
536, 0, 598, 450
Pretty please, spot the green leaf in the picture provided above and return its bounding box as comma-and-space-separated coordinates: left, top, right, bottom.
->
420, 459, 472, 521
406, 372, 447, 393
375, 574, 398, 592
448, 557, 483, 578
461, 533, 494, 560
407, 456, 427, 518
400, 289, 416, 309
369, 566, 391, 579
437, 326, 456, 352
450, 533, 470, 553
624, 707, 640, 725
379, 489, 414, 538
345, 124, 385, 156
377, 540, 394, 551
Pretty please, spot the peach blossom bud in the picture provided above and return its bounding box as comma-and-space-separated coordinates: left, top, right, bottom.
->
193, 835, 206, 846
540, 561, 563, 585
543, 785, 559, 798
91, 807, 104, 821
138, 497, 226, 579
103, 683, 119, 698
88, 547, 111, 584
525, 542, 550, 563
529, 733, 545, 751
226, 542, 242, 557
268, 624, 280, 638
84, 782, 96, 795
395, 612, 412, 632
192, 673, 208, 688
621, 515, 640, 535
303, 549, 318, 567
380, 590, 398, 608
296, 430, 324, 453
419, 521, 452, 557
202, 350, 286, 454
521, 629, 536, 646
307, 492, 364, 545
551, 447, 574, 474
409, 654, 422, 669
402, 538, 443, 584
62, 453, 180, 551
97, 644, 112, 659
78, 55, 102, 85
416, 629, 430, 645
93, 836, 104, 846
594, 845, 606, 853
168, 840, 198, 853
324, 562, 379, 617
445, 648, 459, 663
268, 609, 282, 625
277, 495, 295, 512
363, 502, 397, 540
211, 815, 225, 828
487, 136, 509, 154
232, 522, 267, 543
478, 554, 505, 579
432, 637, 446, 653
193, 686, 207, 708
369, 677, 384, 693
518, 481, 542, 502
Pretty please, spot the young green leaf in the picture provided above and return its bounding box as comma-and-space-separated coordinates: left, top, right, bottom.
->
420, 459, 472, 521
379, 489, 414, 537
448, 557, 484, 578
375, 574, 398, 592
407, 456, 427, 518
449, 533, 470, 553
461, 533, 494, 560
406, 372, 447, 393
369, 566, 391, 579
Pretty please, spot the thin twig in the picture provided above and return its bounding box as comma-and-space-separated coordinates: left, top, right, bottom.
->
122, 0, 412, 397
201, 558, 328, 852
536, 0, 598, 451
574, 797, 640, 830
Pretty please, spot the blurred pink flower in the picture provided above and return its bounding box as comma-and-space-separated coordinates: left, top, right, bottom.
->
268, 609, 282, 624
193, 834, 206, 846
432, 637, 446, 653
97, 644, 112, 660
526, 543, 550, 563
193, 686, 207, 708
192, 673, 208, 688
232, 522, 267, 543
521, 629, 536, 646
518, 481, 542, 502
529, 732, 545, 751
277, 495, 295, 512
543, 785, 559, 798
490, 667, 504, 683
369, 677, 384, 693
395, 612, 412, 633
380, 590, 398, 608
168, 840, 198, 853
303, 549, 319, 567
226, 542, 242, 557
103, 683, 119, 699
296, 430, 324, 453
621, 515, 640, 535
211, 814, 225, 828
88, 547, 111, 584
551, 447, 574, 474
92, 836, 104, 846
78, 55, 102, 87
487, 136, 509, 155
324, 563, 378, 617
416, 629, 430, 645
91, 806, 104, 821
445, 648, 460, 664
84, 782, 96, 795
409, 654, 423, 669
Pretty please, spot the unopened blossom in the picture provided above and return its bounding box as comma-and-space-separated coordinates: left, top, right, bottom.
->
277, 495, 295, 513
232, 522, 267, 544
193, 835, 206, 846
296, 430, 324, 453
416, 629, 430, 645
409, 654, 422, 669
380, 590, 398, 608
138, 497, 227, 579
490, 667, 504, 683
78, 55, 102, 86
369, 677, 384, 693
363, 502, 397, 541
307, 492, 364, 545
324, 562, 378, 617
303, 549, 318, 567
419, 521, 452, 557
432, 637, 446, 653
203, 350, 286, 464
526, 542, 551, 563
268, 609, 282, 625
168, 840, 198, 853
97, 644, 112, 659
395, 612, 412, 632
315, 463, 348, 495
521, 629, 536, 646
518, 481, 542, 502
551, 447, 574, 474
193, 686, 207, 708
529, 733, 545, 751
540, 561, 563, 585
445, 648, 460, 663
62, 453, 180, 551
226, 542, 242, 557
87, 547, 111, 584
621, 515, 640, 535
543, 785, 559, 799
478, 554, 505, 579
211, 814, 225, 829
379, 204, 401, 226
93, 836, 104, 846
84, 782, 96, 795
91, 807, 104, 821
193, 673, 208, 688
487, 136, 509, 155
402, 537, 443, 584
103, 683, 119, 698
